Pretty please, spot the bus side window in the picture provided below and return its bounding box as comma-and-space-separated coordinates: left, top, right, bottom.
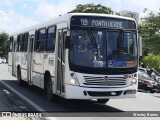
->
17, 35, 22, 52
36, 29, 46, 52
9, 37, 13, 52
46, 26, 56, 52
24, 33, 29, 52
36, 41, 41, 51
34, 31, 38, 52
20, 34, 23, 52
17, 35, 19, 51
21, 33, 28, 52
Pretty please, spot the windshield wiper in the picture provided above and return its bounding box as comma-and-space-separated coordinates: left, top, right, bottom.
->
118, 29, 124, 50
87, 30, 98, 49
87, 30, 99, 58
113, 29, 124, 54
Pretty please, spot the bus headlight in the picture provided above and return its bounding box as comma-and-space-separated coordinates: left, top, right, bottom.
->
124, 74, 133, 79
70, 78, 76, 84
69, 78, 79, 85
125, 73, 137, 85
132, 78, 137, 84
69, 72, 79, 86
132, 73, 137, 84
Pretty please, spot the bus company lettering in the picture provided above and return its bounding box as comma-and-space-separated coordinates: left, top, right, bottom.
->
92, 20, 123, 28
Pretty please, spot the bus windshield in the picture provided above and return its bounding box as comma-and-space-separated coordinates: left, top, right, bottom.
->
70, 29, 137, 69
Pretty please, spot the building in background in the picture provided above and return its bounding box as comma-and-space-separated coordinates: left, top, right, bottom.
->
119, 10, 139, 23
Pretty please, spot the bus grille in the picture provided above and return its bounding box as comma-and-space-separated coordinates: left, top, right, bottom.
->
87, 91, 122, 97
83, 76, 127, 86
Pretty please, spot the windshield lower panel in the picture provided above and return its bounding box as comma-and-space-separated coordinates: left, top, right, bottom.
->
69, 28, 138, 74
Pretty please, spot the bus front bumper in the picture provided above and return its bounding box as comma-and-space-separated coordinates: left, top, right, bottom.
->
65, 84, 137, 99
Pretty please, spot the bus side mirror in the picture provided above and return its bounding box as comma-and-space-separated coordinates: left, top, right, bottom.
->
65, 36, 70, 49
138, 35, 142, 57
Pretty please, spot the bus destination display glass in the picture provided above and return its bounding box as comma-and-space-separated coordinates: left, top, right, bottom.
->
71, 16, 136, 29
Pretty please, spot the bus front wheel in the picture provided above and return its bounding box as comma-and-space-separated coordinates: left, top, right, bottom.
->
97, 99, 109, 104
17, 68, 22, 86
45, 76, 53, 101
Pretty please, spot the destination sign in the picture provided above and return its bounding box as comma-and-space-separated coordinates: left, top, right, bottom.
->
71, 16, 136, 29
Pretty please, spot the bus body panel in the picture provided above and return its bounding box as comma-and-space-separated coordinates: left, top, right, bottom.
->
43, 53, 56, 77
21, 53, 28, 82
65, 84, 137, 99
43, 53, 56, 89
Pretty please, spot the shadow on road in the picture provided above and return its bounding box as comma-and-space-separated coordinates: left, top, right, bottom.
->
154, 96, 160, 98
1, 80, 124, 113
52, 97, 124, 112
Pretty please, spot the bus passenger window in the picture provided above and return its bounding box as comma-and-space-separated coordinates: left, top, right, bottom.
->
36, 29, 46, 52
9, 37, 13, 52
21, 33, 28, 52
36, 41, 41, 52
46, 27, 56, 52
17, 35, 22, 52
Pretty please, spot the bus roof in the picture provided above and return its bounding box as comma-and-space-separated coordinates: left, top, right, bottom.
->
10, 13, 136, 36
70, 13, 136, 21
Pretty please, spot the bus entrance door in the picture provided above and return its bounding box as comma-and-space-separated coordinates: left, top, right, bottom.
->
12, 39, 16, 76
27, 34, 34, 85
56, 28, 67, 96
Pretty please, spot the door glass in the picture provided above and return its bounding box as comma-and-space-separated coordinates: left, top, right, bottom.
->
57, 31, 62, 92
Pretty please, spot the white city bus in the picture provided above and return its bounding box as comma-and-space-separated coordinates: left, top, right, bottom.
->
8, 13, 140, 103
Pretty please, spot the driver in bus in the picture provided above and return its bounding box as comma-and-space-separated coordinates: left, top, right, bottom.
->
36, 41, 41, 52
76, 36, 93, 66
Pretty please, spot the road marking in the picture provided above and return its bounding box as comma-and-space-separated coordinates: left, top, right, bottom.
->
0, 80, 45, 112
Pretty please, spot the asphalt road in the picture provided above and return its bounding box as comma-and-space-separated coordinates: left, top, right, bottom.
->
0, 64, 160, 120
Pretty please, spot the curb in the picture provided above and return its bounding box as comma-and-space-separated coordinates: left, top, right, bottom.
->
0, 80, 45, 112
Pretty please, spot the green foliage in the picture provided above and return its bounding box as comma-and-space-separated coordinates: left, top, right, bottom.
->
138, 9, 160, 55
0, 32, 9, 57
121, 12, 135, 18
143, 54, 160, 72
70, 4, 114, 14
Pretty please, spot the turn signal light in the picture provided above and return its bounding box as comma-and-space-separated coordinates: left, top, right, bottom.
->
124, 74, 133, 79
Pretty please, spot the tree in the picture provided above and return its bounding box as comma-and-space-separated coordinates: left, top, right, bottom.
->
143, 54, 160, 72
69, 4, 114, 14
138, 8, 160, 55
0, 32, 9, 57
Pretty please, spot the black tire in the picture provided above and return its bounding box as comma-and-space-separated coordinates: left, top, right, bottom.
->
97, 99, 109, 104
17, 68, 22, 86
45, 76, 53, 101
150, 90, 156, 93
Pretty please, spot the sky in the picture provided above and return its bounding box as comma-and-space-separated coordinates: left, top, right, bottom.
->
0, 0, 160, 33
